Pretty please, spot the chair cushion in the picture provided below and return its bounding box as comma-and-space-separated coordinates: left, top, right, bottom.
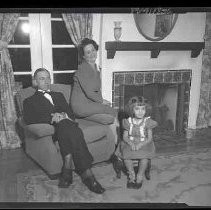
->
25, 124, 55, 138
82, 114, 115, 125
80, 124, 108, 144
50, 84, 71, 104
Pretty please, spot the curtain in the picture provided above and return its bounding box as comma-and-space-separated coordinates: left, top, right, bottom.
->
0, 13, 21, 149
196, 12, 211, 128
62, 13, 93, 46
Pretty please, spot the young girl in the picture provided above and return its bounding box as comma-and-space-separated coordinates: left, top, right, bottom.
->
119, 96, 157, 189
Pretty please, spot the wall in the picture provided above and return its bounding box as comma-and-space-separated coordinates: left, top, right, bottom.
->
161, 87, 178, 130
93, 12, 206, 129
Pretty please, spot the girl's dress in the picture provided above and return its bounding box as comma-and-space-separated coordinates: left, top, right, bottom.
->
118, 117, 157, 160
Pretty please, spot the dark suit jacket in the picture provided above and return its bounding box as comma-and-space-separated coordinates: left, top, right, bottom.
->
23, 90, 75, 125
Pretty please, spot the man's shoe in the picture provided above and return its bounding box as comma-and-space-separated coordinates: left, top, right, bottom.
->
58, 168, 73, 188
82, 176, 105, 194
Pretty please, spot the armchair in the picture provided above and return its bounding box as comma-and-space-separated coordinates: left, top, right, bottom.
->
15, 84, 116, 179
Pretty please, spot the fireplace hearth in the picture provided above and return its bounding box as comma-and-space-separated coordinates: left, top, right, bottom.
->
112, 70, 192, 139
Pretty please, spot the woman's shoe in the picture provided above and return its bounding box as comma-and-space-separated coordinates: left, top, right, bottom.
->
58, 168, 73, 188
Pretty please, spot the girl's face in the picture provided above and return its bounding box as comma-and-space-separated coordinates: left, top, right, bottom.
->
83, 44, 97, 64
133, 105, 146, 119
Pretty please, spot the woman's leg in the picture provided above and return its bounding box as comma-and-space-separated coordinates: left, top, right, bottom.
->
84, 113, 119, 145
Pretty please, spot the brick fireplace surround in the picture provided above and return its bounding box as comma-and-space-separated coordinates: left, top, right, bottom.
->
112, 69, 192, 134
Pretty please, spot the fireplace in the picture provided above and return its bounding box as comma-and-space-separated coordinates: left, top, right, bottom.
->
112, 70, 191, 138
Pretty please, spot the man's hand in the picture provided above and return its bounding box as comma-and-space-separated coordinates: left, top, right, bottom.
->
51, 112, 67, 124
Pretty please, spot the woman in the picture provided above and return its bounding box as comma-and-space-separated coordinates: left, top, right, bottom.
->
71, 38, 119, 143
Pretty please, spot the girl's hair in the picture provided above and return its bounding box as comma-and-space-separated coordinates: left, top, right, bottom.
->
77, 38, 99, 64
126, 96, 152, 117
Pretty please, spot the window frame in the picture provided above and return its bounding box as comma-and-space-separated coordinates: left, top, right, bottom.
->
9, 13, 77, 86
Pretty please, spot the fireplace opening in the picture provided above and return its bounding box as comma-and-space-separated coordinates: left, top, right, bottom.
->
118, 83, 189, 139
113, 70, 192, 141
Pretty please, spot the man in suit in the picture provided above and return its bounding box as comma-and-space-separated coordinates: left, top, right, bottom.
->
23, 68, 105, 194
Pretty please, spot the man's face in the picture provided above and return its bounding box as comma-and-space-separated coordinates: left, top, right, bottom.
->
34, 70, 51, 91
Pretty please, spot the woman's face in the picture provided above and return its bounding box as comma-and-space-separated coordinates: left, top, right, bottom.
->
83, 44, 97, 64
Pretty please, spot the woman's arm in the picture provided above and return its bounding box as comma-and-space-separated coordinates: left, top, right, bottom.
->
74, 66, 103, 103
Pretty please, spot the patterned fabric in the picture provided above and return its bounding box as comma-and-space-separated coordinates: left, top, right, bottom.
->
62, 13, 93, 46
62, 13, 93, 64
0, 13, 21, 149
16, 148, 211, 205
196, 12, 211, 128
127, 117, 150, 142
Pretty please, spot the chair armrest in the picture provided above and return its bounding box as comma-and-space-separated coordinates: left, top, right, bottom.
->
25, 124, 55, 138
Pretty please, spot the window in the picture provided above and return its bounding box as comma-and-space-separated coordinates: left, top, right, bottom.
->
50, 14, 77, 84
8, 14, 32, 88
9, 13, 77, 88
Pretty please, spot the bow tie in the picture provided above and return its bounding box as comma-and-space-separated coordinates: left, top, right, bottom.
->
38, 90, 51, 94
43, 91, 51, 94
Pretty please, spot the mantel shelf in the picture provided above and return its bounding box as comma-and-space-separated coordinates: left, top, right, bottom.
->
105, 41, 205, 59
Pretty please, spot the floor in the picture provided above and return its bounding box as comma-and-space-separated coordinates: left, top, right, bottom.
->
0, 127, 211, 202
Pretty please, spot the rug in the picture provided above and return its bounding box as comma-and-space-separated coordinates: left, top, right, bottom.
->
17, 148, 211, 206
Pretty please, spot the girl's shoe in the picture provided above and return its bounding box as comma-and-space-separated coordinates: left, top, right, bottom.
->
127, 171, 136, 189
135, 174, 143, 189
134, 180, 143, 189
127, 179, 136, 189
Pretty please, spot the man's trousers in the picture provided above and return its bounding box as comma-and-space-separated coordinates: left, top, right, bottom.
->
55, 119, 93, 175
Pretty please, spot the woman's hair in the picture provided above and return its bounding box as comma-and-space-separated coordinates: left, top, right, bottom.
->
126, 96, 152, 117
77, 38, 99, 63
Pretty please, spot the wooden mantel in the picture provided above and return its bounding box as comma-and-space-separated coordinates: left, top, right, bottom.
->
105, 41, 205, 59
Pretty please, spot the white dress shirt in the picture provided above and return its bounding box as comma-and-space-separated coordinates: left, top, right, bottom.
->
38, 89, 54, 105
